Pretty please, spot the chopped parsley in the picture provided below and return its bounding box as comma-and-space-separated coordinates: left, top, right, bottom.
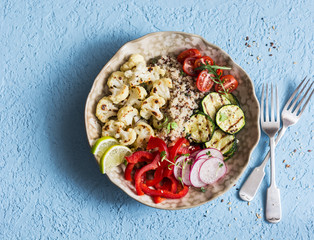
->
166, 121, 178, 133
219, 112, 228, 122
160, 151, 167, 162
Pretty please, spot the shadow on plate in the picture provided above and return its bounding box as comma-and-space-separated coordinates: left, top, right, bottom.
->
46, 33, 141, 208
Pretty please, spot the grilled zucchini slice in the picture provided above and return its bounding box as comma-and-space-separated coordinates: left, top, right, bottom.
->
185, 113, 215, 143
223, 146, 237, 161
216, 105, 245, 134
201, 92, 231, 121
204, 129, 236, 155
224, 93, 240, 106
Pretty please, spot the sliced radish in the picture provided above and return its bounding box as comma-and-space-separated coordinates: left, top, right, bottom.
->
190, 149, 201, 158
181, 160, 192, 186
189, 158, 207, 187
199, 158, 227, 184
195, 154, 210, 161
195, 148, 223, 161
173, 156, 185, 181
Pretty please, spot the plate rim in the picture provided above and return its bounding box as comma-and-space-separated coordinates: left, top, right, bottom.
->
84, 31, 261, 210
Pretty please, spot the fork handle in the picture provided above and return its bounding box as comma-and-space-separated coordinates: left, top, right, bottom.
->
269, 136, 276, 186
239, 126, 287, 201
239, 165, 265, 201
266, 185, 282, 223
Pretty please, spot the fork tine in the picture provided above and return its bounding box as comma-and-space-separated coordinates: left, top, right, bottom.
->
293, 81, 313, 114
283, 76, 307, 110
289, 78, 310, 111
297, 86, 313, 117
265, 83, 269, 122
271, 83, 274, 121
276, 85, 279, 122
261, 84, 265, 122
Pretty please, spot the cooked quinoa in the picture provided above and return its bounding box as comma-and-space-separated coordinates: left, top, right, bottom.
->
151, 55, 206, 144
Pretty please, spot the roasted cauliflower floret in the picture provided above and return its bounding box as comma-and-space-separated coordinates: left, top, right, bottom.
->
125, 64, 166, 87
102, 120, 136, 146
107, 71, 127, 84
117, 106, 139, 126
134, 122, 154, 148
107, 71, 129, 104
101, 120, 125, 139
140, 95, 166, 121
96, 97, 118, 123
120, 54, 146, 72
119, 128, 137, 146
125, 86, 148, 109
151, 78, 172, 100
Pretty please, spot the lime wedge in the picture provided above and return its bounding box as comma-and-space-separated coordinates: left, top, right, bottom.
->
91, 136, 119, 162
100, 145, 132, 174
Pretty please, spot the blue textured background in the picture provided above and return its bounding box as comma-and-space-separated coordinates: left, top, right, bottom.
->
1, 0, 313, 239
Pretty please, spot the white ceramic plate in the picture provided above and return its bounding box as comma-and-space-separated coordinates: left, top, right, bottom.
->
85, 31, 260, 210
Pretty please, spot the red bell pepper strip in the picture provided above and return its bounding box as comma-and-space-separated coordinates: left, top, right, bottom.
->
153, 196, 165, 204
155, 178, 171, 190
189, 145, 201, 154
170, 138, 189, 161
167, 175, 178, 193
141, 182, 189, 199
146, 166, 164, 186
152, 178, 169, 203
124, 163, 135, 181
135, 154, 161, 196
152, 177, 178, 203
177, 146, 190, 155
125, 151, 154, 164
163, 137, 189, 177
147, 136, 169, 158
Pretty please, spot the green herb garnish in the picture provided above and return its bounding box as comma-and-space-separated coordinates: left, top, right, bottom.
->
156, 116, 169, 129
195, 63, 232, 94
166, 121, 178, 133
219, 163, 224, 168
177, 176, 184, 187
170, 122, 178, 129
180, 70, 186, 76
200, 187, 206, 192
123, 159, 128, 166
219, 112, 228, 122
160, 151, 167, 162
206, 151, 212, 157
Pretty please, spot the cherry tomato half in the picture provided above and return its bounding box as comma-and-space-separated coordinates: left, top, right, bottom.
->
216, 68, 223, 77
194, 56, 224, 77
215, 75, 238, 94
196, 70, 215, 92
183, 57, 198, 77
194, 56, 214, 70
177, 49, 202, 64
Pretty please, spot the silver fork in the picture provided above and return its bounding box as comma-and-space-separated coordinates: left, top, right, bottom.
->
239, 77, 313, 202
260, 83, 281, 223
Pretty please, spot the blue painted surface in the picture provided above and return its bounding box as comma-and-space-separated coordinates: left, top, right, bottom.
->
1, 0, 313, 239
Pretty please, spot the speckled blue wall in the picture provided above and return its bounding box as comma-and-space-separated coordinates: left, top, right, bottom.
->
1, 0, 313, 239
